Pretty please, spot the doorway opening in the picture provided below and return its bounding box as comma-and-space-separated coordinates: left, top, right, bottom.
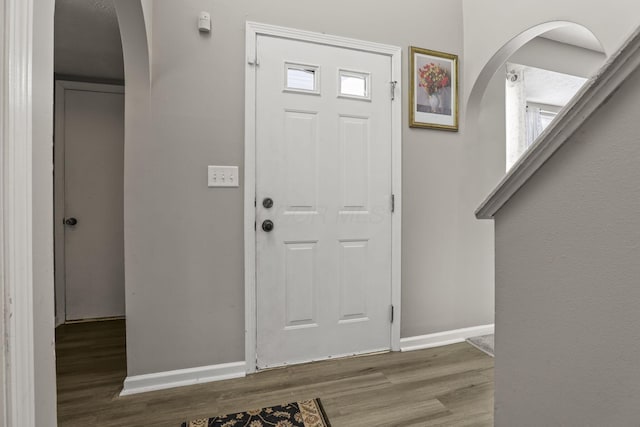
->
53, 0, 128, 424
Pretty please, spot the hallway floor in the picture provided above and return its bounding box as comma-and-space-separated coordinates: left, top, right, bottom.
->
56, 320, 493, 426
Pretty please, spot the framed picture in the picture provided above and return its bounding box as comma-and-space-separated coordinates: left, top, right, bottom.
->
409, 46, 459, 131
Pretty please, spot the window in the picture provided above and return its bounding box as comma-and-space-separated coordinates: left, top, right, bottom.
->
285, 63, 320, 94
505, 63, 586, 170
539, 109, 557, 130
338, 70, 370, 99
525, 103, 560, 149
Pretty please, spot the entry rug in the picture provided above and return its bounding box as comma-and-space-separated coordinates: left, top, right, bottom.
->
181, 398, 331, 427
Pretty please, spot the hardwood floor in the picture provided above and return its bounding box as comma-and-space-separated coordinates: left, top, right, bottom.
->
56, 320, 494, 426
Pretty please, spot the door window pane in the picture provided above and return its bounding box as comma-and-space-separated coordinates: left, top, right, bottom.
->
339, 70, 370, 99
285, 64, 319, 93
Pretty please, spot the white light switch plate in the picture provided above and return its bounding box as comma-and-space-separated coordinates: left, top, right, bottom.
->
208, 165, 239, 187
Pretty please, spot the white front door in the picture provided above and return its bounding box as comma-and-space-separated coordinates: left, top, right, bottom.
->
58, 84, 125, 321
255, 35, 393, 369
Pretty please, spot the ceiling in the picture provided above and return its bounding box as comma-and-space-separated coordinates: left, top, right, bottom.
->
54, 0, 124, 80
540, 27, 604, 53
521, 65, 588, 107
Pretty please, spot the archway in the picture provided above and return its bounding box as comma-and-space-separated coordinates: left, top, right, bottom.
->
51, 2, 152, 425
451, 22, 605, 343
463, 21, 605, 178
466, 21, 604, 131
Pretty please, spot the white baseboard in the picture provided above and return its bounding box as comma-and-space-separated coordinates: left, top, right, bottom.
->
400, 324, 494, 352
120, 361, 246, 396
118, 325, 493, 396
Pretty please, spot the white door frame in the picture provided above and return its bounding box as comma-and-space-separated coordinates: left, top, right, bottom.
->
244, 21, 402, 374
1, 0, 37, 424
53, 80, 125, 326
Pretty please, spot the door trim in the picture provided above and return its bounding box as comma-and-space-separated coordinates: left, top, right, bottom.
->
2, 0, 37, 423
53, 80, 125, 326
243, 21, 402, 374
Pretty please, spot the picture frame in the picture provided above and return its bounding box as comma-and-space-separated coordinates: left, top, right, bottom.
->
409, 46, 459, 131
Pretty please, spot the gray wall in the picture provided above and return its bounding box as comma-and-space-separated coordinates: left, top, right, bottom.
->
449, 39, 607, 348
34, 0, 57, 424
510, 37, 605, 78
122, 0, 504, 376
493, 60, 640, 425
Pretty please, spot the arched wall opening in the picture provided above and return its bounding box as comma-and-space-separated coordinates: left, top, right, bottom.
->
112, 0, 151, 378
466, 21, 605, 138
451, 22, 605, 341
459, 21, 605, 205
114, 0, 151, 91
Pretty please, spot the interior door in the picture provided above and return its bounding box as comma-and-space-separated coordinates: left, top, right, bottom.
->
255, 35, 393, 369
61, 85, 125, 321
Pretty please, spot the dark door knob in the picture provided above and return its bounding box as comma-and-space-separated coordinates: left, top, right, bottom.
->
261, 220, 274, 232
64, 217, 78, 226
262, 197, 274, 209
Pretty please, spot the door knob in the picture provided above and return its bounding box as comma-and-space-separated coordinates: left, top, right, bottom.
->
261, 219, 274, 232
64, 217, 78, 226
262, 197, 274, 209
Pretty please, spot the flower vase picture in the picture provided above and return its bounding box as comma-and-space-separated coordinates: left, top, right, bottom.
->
428, 92, 441, 113
410, 46, 459, 131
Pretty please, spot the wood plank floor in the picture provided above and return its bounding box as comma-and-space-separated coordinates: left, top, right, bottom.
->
56, 320, 494, 426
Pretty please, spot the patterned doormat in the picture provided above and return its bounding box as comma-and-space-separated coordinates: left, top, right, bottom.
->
181, 398, 331, 427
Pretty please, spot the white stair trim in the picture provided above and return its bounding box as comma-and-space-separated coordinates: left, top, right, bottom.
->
120, 361, 246, 396
400, 324, 494, 352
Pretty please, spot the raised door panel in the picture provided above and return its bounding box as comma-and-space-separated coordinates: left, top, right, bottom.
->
284, 111, 319, 211
339, 116, 370, 211
338, 240, 369, 323
284, 242, 318, 329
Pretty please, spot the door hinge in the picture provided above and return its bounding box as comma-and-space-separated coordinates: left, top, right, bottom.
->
390, 305, 395, 323
254, 197, 257, 207
391, 194, 395, 213
254, 221, 257, 231
390, 81, 397, 100
248, 53, 260, 66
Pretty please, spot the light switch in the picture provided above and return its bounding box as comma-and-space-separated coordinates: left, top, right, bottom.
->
208, 165, 239, 187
